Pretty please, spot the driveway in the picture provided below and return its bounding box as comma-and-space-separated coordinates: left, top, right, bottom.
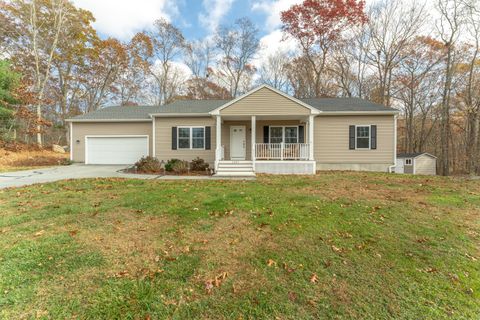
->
0, 164, 160, 189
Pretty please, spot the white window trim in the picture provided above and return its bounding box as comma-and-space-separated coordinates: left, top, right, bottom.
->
355, 125, 371, 150
177, 126, 206, 150
405, 158, 413, 165
269, 126, 300, 144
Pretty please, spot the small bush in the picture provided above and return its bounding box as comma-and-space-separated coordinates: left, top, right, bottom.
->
135, 156, 162, 173
190, 157, 209, 171
165, 158, 181, 172
172, 160, 189, 174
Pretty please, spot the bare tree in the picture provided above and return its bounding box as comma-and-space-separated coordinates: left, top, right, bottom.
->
148, 18, 186, 105
436, 0, 465, 175
214, 17, 260, 97
257, 52, 291, 92
366, 0, 426, 107
459, 0, 480, 174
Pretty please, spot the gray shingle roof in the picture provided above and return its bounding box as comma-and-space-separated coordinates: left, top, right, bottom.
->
69, 97, 397, 121
301, 97, 396, 112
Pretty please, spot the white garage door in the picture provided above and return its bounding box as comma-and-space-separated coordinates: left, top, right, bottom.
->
86, 136, 148, 165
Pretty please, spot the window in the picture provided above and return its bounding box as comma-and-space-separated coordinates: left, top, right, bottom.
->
269, 126, 299, 144
405, 158, 412, 165
178, 127, 205, 149
356, 125, 370, 149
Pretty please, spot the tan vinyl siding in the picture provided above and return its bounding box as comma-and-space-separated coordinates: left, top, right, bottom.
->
220, 87, 311, 116
314, 115, 395, 164
71, 122, 152, 163
154, 117, 216, 164
415, 155, 436, 175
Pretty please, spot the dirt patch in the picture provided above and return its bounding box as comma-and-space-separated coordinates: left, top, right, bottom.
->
185, 213, 276, 293
65, 209, 173, 278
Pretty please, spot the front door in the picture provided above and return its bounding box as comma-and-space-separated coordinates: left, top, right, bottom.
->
230, 126, 246, 160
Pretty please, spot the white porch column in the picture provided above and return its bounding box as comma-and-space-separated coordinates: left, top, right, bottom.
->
251, 115, 256, 166
308, 115, 315, 160
215, 115, 222, 170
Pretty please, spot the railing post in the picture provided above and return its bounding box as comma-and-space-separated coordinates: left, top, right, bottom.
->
215, 115, 222, 171
251, 116, 256, 169
309, 115, 315, 161
281, 142, 284, 160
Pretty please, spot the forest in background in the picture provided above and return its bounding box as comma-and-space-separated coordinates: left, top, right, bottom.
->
0, 0, 479, 175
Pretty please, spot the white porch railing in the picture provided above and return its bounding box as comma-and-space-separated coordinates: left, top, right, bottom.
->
255, 143, 310, 160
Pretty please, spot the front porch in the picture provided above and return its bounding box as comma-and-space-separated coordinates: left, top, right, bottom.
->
214, 115, 316, 176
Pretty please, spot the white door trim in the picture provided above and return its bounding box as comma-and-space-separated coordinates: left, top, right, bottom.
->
85, 135, 149, 164
230, 125, 246, 160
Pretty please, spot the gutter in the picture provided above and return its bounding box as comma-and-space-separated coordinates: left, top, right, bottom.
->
319, 111, 399, 116
149, 113, 210, 117
65, 119, 152, 122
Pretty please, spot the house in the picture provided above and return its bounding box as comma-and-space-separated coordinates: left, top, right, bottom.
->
66, 85, 399, 176
396, 153, 437, 175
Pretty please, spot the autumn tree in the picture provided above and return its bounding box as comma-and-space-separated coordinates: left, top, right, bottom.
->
394, 37, 445, 153
3, 0, 70, 146
79, 38, 128, 112
114, 32, 153, 106
213, 17, 260, 97
281, 0, 367, 98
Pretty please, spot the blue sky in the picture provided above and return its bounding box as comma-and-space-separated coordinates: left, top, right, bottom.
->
72, 0, 299, 42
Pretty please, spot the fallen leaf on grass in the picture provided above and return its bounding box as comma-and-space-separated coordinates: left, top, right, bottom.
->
288, 291, 297, 301
34, 230, 45, 237
331, 245, 343, 253
310, 273, 319, 283
69, 230, 78, 236
465, 253, 477, 261
267, 259, 277, 267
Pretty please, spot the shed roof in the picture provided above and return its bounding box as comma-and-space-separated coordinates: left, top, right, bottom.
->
398, 152, 437, 159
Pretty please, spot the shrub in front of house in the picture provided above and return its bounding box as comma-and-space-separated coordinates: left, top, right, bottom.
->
172, 160, 189, 174
135, 156, 162, 173
190, 157, 209, 171
165, 158, 181, 172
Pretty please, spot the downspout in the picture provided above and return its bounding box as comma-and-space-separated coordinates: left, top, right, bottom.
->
389, 115, 397, 173
69, 121, 73, 161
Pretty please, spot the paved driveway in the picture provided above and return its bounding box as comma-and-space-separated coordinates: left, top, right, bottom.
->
0, 164, 160, 189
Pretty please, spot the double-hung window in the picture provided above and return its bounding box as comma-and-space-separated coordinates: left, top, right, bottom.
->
178, 127, 205, 149
356, 125, 370, 149
269, 126, 299, 144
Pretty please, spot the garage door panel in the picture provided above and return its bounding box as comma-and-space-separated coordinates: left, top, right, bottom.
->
87, 136, 148, 164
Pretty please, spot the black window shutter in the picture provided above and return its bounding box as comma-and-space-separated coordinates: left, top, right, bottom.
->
371, 125, 377, 149
172, 127, 177, 150
263, 126, 269, 143
205, 126, 211, 150
298, 125, 305, 143
349, 125, 355, 150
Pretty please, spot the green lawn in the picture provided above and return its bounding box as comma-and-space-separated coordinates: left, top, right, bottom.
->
0, 173, 479, 319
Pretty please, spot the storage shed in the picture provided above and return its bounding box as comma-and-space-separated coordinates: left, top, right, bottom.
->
396, 153, 437, 175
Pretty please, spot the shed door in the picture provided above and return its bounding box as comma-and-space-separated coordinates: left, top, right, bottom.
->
395, 158, 405, 174
86, 136, 148, 165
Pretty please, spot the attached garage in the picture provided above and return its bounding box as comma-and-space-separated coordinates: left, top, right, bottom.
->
396, 153, 437, 175
85, 136, 149, 164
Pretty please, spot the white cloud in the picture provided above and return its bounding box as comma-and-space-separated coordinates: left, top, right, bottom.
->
251, 0, 302, 31
198, 0, 235, 33
72, 0, 178, 40
253, 29, 299, 68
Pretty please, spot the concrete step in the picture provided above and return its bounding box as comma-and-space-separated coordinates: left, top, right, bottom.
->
217, 168, 254, 173
214, 171, 256, 177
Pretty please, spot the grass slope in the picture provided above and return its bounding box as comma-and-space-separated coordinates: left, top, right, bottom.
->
0, 172, 479, 319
